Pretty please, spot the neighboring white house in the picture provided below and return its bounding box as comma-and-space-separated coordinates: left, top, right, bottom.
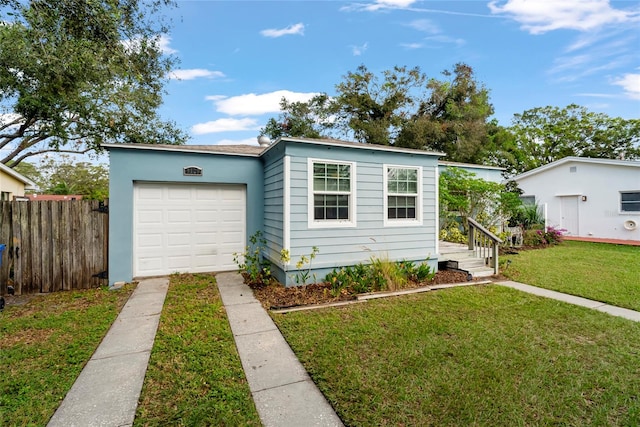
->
511, 157, 640, 241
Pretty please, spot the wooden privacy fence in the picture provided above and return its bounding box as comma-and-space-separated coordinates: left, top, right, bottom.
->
0, 200, 108, 295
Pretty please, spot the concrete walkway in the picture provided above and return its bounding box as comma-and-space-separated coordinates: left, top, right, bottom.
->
47, 277, 169, 427
46, 274, 640, 427
216, 271, 344, 427
495, 280, 640, 322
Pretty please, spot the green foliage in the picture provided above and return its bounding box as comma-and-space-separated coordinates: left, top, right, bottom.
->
522, 226, 565, 247
261, 63, 494, 163
0, 0, 187, 167
233, 231, 271, 285
0, 285, 134, 426
17, 155, 109, 199
508, 104, 640, 173
396, 63, 494, 163
273, 285, 640, 426
439, 167, 521, 232
439, 225, 467, 244
502, 240, 640, 311
285, 246, 320, 285
325, 258, 434, 296
509, 202, 545, 229
135, 273, 260, 426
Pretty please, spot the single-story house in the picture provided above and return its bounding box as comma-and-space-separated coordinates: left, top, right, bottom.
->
511, 157, 640, 241
0, 162, 35, 201
105, 137, 446, 286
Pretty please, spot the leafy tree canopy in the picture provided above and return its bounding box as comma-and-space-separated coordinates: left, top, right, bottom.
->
260, 63, 494, 163
439, 167, 522, 232
0, 0, 187, 167
14, 155, 109, 200
507, 104, 640, 172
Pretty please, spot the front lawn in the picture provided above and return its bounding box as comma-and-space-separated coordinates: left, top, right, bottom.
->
502, 240, 640, 311
273, 285, 640, 426
0, 285, 135, 426
134, 273, 260, 426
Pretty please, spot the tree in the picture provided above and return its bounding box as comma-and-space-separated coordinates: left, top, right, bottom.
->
396, 63, 494, 163
15, 155, 109, 200
439, 167, 521, 233
0, 0, 187, 167
260, 63, 494, 163
508, 104, 640, 172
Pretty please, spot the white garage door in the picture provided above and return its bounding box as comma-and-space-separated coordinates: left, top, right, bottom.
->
133, 182, 246, 277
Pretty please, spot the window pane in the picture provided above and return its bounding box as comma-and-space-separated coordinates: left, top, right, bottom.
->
313, 164, 325, 177
327, 178, 338, 191
622, 202, 640, 212
314, 177, 325, 191
622, 192, 640, 202
408, 181, 417, 193
407, 169, 417, 181
326, 163, 338, 177
398, 181, 407, 193
339, 164, 350, 179
388, 196, 417, 219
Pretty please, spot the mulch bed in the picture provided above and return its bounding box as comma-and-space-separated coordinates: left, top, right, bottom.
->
249, 270, 475, 310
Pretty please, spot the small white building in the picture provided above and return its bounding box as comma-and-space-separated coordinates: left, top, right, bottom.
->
511, 157, 640, 242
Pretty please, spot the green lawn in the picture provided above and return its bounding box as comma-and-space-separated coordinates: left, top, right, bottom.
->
273, 285, 640, 426
134, 273, 260, 426
502, 240, 640, 311
0, 285, 134, 426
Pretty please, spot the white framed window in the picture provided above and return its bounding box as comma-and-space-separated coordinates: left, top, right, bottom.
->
520, 195, 536, 206
621, 191, 640, 213
384, 165, 422, 226
308, 159, 356, 228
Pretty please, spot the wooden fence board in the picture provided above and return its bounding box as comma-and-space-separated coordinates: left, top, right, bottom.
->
0, 200, 108, 295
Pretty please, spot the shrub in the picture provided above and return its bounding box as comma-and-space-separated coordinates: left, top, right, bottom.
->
440, 226, 467, 244
233, 231, 271, 285
543, 226, 565, 245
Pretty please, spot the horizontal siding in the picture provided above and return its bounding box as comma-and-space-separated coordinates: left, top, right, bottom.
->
263, 154, 284, 258
285, 144, 439, 273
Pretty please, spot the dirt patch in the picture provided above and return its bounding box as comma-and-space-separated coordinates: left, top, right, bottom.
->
250, 270, 474, 310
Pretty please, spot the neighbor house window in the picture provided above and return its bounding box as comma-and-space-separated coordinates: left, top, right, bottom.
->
0, 192, 11, 201
309, 160, 355, 227
621, 191, 640, 212
384, 166, 421, 224
520, 195, 536, 206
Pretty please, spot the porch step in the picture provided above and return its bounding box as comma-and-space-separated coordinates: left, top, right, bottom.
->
438, 241, 496, 279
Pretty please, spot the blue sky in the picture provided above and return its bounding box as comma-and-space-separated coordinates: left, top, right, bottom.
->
158, 0, 640, 147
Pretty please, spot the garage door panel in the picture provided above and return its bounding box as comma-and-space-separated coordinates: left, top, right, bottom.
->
134, 183, 246, 277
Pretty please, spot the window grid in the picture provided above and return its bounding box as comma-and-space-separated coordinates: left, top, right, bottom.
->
313, 162, 351, 221
387, 167, 419, 220
621, 191, 640, 212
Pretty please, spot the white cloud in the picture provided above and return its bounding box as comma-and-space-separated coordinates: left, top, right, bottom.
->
157, 35, 178, 54
406, 19, 440, 34
260, 23, 305, 38
169, 69, 226, 80
191, 118, 260, 135
613, 73, 640, 100
206, 90, 320, 116
351, 42, 368, 56
358, 0, 418, 12
214, 137, 261, 146
488, 0, 640, 34
400, 42, 423, 49
425, 35, 465, 47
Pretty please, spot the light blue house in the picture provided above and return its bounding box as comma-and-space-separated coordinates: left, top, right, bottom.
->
438, 160, 505, 183
104, 137, 444, 286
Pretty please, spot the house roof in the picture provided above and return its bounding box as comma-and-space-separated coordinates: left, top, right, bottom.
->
0, 162, 36, 189
438, 160, 505, 171
102, 136, 446, 158
512, 156, 640, 181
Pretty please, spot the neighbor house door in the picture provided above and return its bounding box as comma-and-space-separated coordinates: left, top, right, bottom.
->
559, 196, 579, 235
